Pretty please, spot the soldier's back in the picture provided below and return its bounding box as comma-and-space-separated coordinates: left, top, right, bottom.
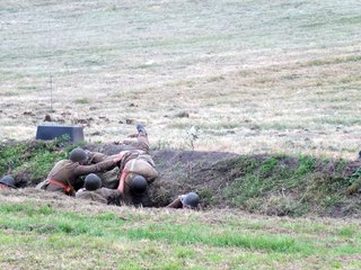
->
75, 188, 108, 204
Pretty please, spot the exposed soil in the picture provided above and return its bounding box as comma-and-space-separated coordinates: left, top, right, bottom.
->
2, 142, 361, 217
86, 144, 239, 207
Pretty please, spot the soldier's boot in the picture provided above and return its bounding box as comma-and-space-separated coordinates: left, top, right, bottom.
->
136, 124, 147, 136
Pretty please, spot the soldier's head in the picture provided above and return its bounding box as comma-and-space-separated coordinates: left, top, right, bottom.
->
84, 173, 102, 191
129, 174, 147, 195
0, 175, 16, 189
180, 192, 200, 209
69, 148, 88, 164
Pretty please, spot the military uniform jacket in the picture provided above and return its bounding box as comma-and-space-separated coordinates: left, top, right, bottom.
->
76, 188, 121, 205
120, 150, 158, 181
87, 152, 108, 164
36, 158, 117, 195
90, 150, 158, 182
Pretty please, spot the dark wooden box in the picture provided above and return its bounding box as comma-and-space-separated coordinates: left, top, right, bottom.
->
36, 124, 84, 143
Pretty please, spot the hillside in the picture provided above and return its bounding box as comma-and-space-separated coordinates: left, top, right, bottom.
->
1, 140, 361, 217
0, 0, 360, 157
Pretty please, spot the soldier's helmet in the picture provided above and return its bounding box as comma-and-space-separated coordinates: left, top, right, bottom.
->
180, 192, 200, 209
129, 174, 147, 194
69, 148, 88, 163
84, 173, 102, 191
0, 175, 16, 188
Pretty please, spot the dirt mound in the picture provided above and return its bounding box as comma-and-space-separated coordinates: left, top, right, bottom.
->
86, 144, 238, 207
67, 144, 361, 217
1, 141, 361, 217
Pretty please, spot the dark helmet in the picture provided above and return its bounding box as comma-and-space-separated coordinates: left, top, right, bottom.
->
84, 173, 102, 191
180, 192, 200, 208
69, 148, 87, 163
0, 175, 16, 188
129, 175, 147, 194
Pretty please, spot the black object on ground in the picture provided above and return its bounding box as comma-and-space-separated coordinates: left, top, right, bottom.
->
35, 123, 84, 143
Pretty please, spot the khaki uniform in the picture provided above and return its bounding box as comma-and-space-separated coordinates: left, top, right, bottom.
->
87, 151, 158, 190
118, 134, 158, 206
119, 151, 158, 206
36, 158, 117, 196
87, 152, 108, 164
119, 132, 150, 153
86, 152, 120, 188
120, 151, 158, 181
82, 150, 157, 205
76, 188, 121, 205
86, 133, 158, 206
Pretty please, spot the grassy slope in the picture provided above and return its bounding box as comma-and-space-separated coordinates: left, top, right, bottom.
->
1, 141, 361, 217
0, 0, 360, 157
1, 192, 361, 270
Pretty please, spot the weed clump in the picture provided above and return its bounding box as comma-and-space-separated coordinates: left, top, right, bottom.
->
0, 140, 77, 186
221, 155, 354, 217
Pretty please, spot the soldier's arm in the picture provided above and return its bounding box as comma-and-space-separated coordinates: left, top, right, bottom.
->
74, 154, 124, 176
74, 161, 114, 176
166, 197, 183, 208
87, 151, 109, 163
117, 171, 127, 195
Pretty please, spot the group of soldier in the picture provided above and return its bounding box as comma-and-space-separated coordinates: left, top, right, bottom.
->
0, 124, 200, 209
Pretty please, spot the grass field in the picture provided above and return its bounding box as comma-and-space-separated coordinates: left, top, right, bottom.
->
0, 190, 361, 270
0, 0, 360, 158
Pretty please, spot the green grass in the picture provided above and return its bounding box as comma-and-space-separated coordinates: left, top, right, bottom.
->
0, 143, 27, 172
0, 201, 360, 269
127, 224, 301, 252
221, 154, 354, 216
0, 140, 76, 183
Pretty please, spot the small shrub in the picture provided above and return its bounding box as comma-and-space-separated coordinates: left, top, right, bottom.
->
259, 157, 278, 177
74, 98, 90, 104
296, 156, 316, 176
261, 195, 307, 217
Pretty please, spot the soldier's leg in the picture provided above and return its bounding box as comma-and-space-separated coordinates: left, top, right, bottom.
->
136, 132, 150, 152
121, 125, 149, 153
121, 124, 150, 152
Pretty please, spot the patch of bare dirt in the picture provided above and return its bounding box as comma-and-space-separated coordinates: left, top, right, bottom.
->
86, 144, 239, 206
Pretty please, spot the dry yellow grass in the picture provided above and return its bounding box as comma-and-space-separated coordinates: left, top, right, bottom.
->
0, 0, 360, 158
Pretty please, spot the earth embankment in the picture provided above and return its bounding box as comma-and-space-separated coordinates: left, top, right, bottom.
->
1, 140, 361, 217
